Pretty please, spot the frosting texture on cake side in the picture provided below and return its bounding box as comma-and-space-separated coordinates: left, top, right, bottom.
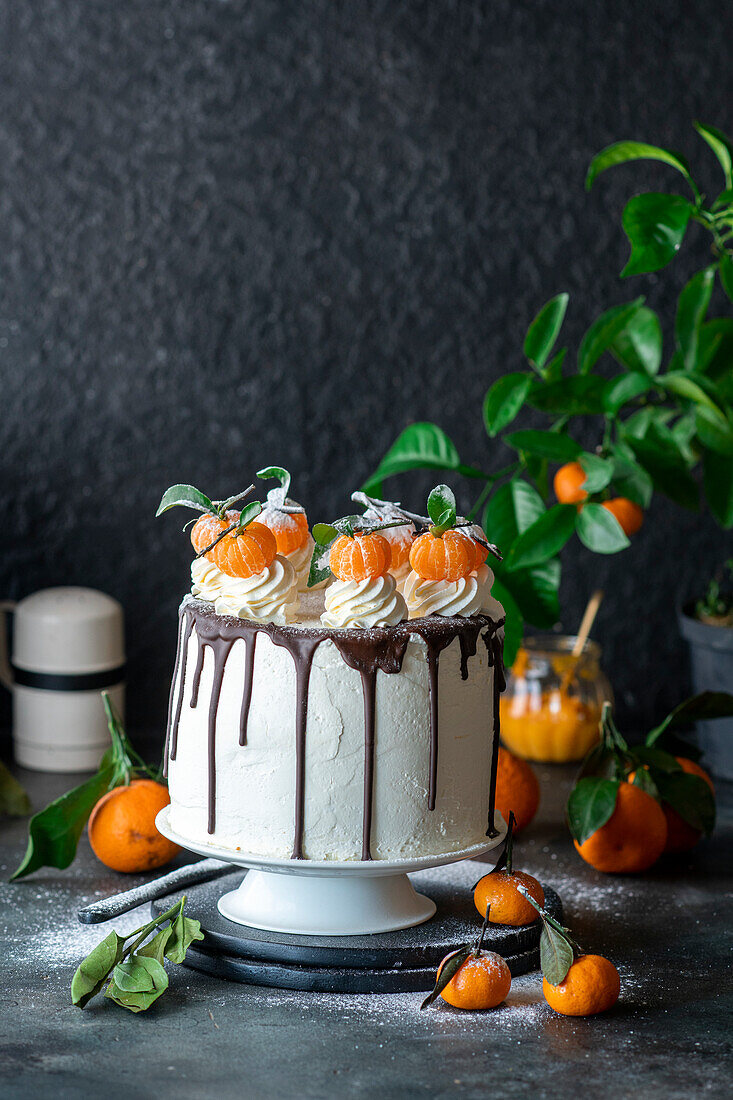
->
165, 596, 505, 862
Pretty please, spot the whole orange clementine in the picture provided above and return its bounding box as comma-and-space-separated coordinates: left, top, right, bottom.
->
553, 462, 588, 505
88, 779, 180, 873
494, 747, 540, 832
574, 781, 667, 873
602, 498, 644, 536
474, 870, 544, 927
437, 950, 512, 1010
543, 954, 620, 1016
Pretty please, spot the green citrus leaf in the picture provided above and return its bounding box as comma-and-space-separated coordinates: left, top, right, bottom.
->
578, 298, 645, 375
567, 777, 620, 844
361, 423, 461, 494
527, 376, 607, 416
10, 763, 116, 880
156, 484, 214, 517
312, 523, 338, 546
624, 436, 699, 511
427, 485, 457, 528
675, 267, 715, 371
654, 771, 716, 835
704, 451, 733, 528
646, 691, 733, 745
578, 454, 614, 494
694, 122, 733, 189
586, 141, 698, 198
603, 373, 654, 415
257, 466, 291, 498
620, 193, 692, 276
105, 955, 169, 1013
483, 479, 546, 551
499, 559, 560, 630
420, 947, 473, 1009
483, 373, 532, 436
610, 306, 663, 376
575, 504, 630, 554
71, 931, 127, 1009
523, 293, 569, 371
540, 924, 575, 986
503, 430, 582, 463
609, 454, 653, 509
164, 912, 204, 964
695, 407, 733, 457
658, 372, 726, 417
505, 505, 577, 571
488, 577, 523, 667
719, 254, 733, 304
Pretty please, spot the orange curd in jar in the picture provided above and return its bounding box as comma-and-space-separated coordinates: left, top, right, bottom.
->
500, 636, 609, 763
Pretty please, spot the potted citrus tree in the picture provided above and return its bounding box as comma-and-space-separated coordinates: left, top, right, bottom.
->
362, 122, 733, 762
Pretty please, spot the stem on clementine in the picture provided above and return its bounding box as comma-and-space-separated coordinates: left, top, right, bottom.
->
473, 902, 491, 957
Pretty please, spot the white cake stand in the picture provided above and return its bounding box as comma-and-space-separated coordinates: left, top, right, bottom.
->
156, 806, 506, 937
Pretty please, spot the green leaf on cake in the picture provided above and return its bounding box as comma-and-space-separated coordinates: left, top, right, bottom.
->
235, 501, 263, 531
257, 466, 291, 498
427, 485, 457, 531
156, 484, 214, 517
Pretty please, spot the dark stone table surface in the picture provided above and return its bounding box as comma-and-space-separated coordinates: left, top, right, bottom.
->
1, 763, 731, 1099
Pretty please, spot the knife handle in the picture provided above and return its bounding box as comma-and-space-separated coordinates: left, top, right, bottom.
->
77, 858, 235, 924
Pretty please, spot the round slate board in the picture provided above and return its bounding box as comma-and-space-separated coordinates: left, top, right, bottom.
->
151, 860, 562, 993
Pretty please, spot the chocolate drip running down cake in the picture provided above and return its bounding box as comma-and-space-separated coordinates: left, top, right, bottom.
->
158, 477, 506, 864
164, 591, 505, 862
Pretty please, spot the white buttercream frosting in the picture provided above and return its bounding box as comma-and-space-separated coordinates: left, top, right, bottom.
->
403, 564, 495, 619
321, 574, 407, 628
212, 555, 300, 624
392, 559, 413, 594
191, 556, 226, 602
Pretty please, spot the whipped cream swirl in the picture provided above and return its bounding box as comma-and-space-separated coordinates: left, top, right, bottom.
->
210, 555, 299, 624
403, 564, 495, 619
191, 556, 226, 602
288, 533, 327, 591
321, 574, 407, 628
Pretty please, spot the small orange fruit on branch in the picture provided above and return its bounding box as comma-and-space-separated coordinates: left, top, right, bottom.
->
553, 461, 589, 506
421, 903, 512, 1011
602, 497, 644, 536
473, 811, 544, 927
517, 885, 620, 1017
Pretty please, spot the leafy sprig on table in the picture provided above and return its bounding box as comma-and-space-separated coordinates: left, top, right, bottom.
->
362, 122, 733, 663
71, 896, 203, 1013
10, 695, 160, 881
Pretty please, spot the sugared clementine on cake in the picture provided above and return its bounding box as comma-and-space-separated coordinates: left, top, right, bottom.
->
190, 510, 240, 556
256, 466, 312, 555
213, 520, 278, 578
329, 531, 392, 581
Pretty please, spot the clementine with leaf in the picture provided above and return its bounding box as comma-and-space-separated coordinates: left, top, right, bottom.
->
602, 497, 644, 536
553, 462, 588, 505
213, 521, 277, 578
88, 779, 180, 874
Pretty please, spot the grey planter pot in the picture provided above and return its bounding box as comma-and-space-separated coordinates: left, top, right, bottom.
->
678, 604, 733, 780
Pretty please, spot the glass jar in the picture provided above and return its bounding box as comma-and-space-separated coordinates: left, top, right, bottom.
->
500, 634, 612, 763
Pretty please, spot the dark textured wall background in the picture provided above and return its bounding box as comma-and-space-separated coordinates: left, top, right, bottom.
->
1, 0, 731, 748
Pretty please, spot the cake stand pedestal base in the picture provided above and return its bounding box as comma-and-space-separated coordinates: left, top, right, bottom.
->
218, 868, 436, 936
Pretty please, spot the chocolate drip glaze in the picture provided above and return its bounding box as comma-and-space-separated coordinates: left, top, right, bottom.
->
164, 598, 504, 857
485, 631, 506, 838
238, 632, 257, 746
166, 613, 194, 769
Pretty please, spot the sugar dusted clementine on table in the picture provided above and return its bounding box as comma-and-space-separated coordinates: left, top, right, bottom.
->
436, 949, 512, 1010
543, 954, 620, 1016
88, 779, 180, 873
